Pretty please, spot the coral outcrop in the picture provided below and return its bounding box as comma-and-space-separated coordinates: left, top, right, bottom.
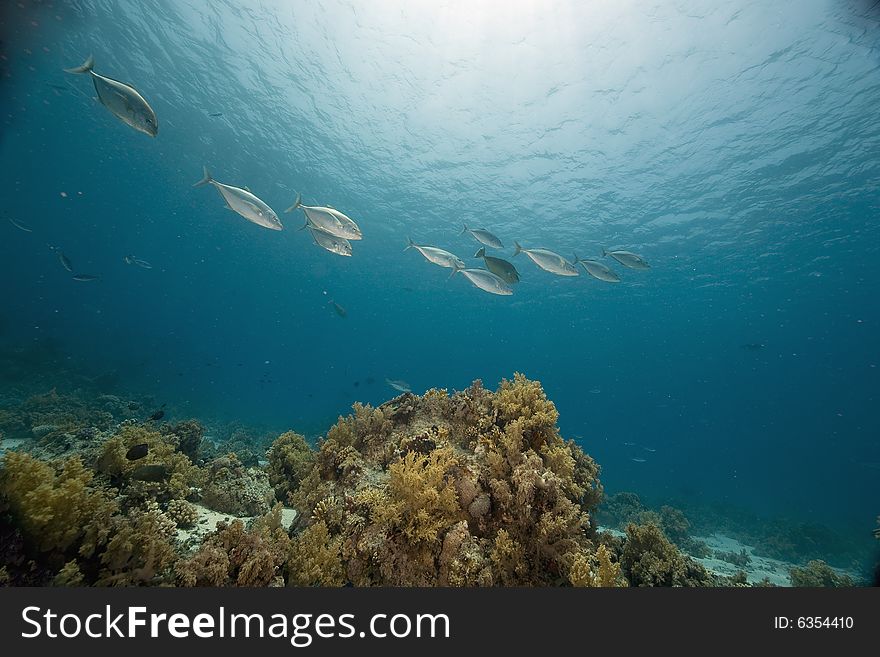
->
286, 373, 606, 586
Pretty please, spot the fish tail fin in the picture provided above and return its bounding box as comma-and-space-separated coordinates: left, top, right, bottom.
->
513, 241, 522, 256
298, 220, 309, 232
285, 193, 302, 214
474, 247, 485, 258
572, 253, 580, 265
448, 261, 463, 280
64, 54, 94, 74
192, 166, 212, 188
601, 247, 608, 257
404, 237, 415, 252
459, 224, 468, 236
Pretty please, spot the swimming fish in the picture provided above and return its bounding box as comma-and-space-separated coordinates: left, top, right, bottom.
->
474, 247, 519, 284
193, 166, 282, 231
574, 256, 620, 283
8, 217, 32, 232
631, 457, 647, 463
642, 447, 657, 453
130, 464, 170, 482
64, 55, 158, 137
123, 255, 153, 269
125, 443, 149, 460
209, 112, 223, 117
451, 264, 513, 296
405, 238, 465, 269
460, 225, 503, 248
741, 343, 766, 351
308, 225, 352, 256
286, 194, 362, 241
145, 408, 165, 422
49, 246, 73, 272
513, 242, 579, 276
386, 378, 412, 393
329, 300, 347, 317
72, 274, 99, 282
602, 249, 650, 270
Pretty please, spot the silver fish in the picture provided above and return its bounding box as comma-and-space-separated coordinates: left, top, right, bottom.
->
631, 457, 647, 463
574, 256, 620, 283
460, 225, 503, 248
386, 378, 412, 393
49, 246, 73, 272
8, 217, 32, 232
405, 238, 465, 269
193, 167, 282, 231
72, 274, 99, 282
603, 249, 650, 270
513, 242, 579, 276
64, 55, 158, 137
285, 194, 362, 241
308, 225, 352, 257
123, 255, 152, 269
474, 247, 519, 284
451, 265, 513, 296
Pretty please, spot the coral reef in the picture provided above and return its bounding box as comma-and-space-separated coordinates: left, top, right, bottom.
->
200, 454, 274, 516
288, 373, 605, 586
619, 522, 713, 587
94, 423, 202, 503
177, 505, 290, 586
789, 560, 855, 587
266, 431, 315, 503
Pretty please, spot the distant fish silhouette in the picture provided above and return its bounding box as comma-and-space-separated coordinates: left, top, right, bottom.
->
741, 343, 766, 351
8, 217, 32, 232
631, 457, 647, 463
329, 300, 347, 318
209, 112, 223, 117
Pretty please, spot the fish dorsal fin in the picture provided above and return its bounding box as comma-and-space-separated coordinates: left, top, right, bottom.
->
244, 186, 252, 192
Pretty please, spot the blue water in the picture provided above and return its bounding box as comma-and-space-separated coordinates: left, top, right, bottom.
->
1, 0, 878, 533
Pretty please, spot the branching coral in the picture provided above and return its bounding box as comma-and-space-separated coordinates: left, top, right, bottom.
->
569, 545, 627, 587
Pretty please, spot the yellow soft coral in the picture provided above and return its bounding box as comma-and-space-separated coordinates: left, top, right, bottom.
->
266, 431, 315, 502
569, 545, 627, 587
287, 520, 346, 587
492, 373, 559, 446
378, 446, 462, 544
0, 451, 117, 555
94, 424, 201, 500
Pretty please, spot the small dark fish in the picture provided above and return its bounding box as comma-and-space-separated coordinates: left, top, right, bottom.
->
146, 409, 165, 422
72, 274, 99, 282
741, 343, 765, 351
209, 112, 223, 117
130, 464, 170, 482
125, 443, 149, 460
8, 217, 33, 232
329, 300, 347, 318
